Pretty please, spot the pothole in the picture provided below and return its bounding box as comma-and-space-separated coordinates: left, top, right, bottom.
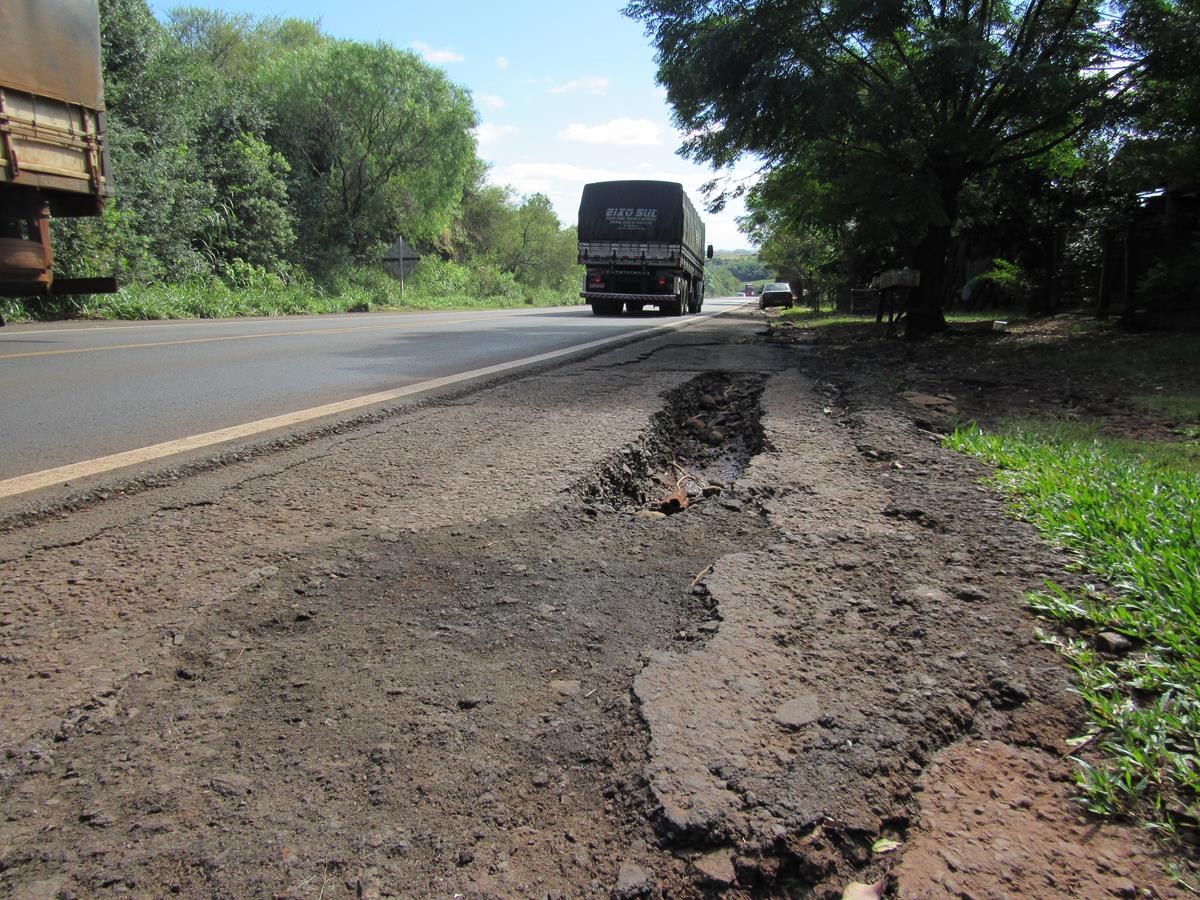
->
573, 372, 767, 516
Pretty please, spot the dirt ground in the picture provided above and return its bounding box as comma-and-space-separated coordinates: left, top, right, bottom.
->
0, 309, 1192, 897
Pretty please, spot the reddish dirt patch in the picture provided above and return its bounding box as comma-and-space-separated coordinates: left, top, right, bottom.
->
897, 740, 1184, 898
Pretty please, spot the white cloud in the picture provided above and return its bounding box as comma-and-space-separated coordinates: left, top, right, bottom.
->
475, 123, 519, 145
548, 76, 609, 95
496, 56, 509, 69
477, 94, 506, 110
411, 41, 464, 64
559, 118, 663, 146
487, 163, 756, 251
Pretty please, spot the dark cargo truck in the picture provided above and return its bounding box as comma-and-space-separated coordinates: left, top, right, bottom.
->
578, 180, 712, 316
0, 0, 115, 300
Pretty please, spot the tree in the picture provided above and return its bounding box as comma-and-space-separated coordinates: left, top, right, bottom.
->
626, 0, 1135, 335
491, 194, 577, 288
269, 41, 478, 266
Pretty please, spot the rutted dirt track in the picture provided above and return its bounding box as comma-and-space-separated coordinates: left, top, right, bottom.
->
0, 309, 1185, 897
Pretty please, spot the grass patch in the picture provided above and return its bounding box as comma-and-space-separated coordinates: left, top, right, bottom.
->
946, 423, 1200, 836
776, 307, 1017, 328
1134, 395, 1200, 425
776, 308, 865, 327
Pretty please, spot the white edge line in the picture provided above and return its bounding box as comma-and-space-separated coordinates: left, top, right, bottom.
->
0, 304, 743, 499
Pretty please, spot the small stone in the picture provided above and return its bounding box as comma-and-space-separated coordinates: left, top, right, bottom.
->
550, 679, 581, 697
720, 498, 744, 512
903, 391, 958, 414
685, 416, 707, 433
79, 808, 112, 828
457, 697, 481, 710
703, 428, 726, 446
775, 695, 821, 730
700, 394, 720, 410
210, 774, 252, 797
457, 848, 475, 866
702, 484, 723, 497
693, 850, 736, 886
175, 667, 197, 681
697, 620, 721, 634
1096, 631, 1133, 653
633, 510, 667, 521
532, 771, 551, 787
614, 861, 652, 897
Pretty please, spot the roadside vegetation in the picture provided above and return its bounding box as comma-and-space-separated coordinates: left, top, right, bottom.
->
5, 1, 582, 323
947, 423, 1200, 837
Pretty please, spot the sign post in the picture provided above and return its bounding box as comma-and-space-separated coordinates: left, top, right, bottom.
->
383, 235, 422, 301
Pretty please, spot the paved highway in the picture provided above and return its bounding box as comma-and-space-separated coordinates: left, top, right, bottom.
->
0, 298, 746, 493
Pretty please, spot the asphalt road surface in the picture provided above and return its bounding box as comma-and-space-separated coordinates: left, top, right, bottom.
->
0, 299, 745, 491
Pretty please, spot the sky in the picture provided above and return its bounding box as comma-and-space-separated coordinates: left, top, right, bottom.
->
149, 0, 757, 251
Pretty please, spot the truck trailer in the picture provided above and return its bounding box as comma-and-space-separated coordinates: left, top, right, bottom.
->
0, 0, 115, 299
578, 180, 712, 316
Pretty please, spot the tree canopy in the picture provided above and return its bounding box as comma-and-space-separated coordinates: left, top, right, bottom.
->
627, 0, 1148, 333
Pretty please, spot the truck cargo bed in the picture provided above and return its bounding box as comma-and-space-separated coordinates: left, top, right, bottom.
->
0, 87, 107, 209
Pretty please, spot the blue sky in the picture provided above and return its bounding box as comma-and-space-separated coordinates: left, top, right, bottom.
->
150, 0, 756, 250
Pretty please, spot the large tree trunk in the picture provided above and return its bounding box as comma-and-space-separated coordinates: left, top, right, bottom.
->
906, 172, 964, 339
907, 222, 951, 337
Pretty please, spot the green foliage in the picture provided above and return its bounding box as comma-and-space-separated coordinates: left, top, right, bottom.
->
705, 253, 773, 296
3, 263, 583, 322
946, 423, 1200, 834
704, 264, 742, 297
268, 40, 477, 265
968, 258, 1032, 306
38, 4, 580, 321
205, 133, 296, 274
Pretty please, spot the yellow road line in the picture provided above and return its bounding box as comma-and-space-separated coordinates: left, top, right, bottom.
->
0, 306, 570, 338
0, 313, 519, 360
0, 306, 735, 499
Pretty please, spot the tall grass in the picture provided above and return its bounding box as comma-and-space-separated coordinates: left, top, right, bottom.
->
947, 424, 1200, 835
2, 261, 583, 322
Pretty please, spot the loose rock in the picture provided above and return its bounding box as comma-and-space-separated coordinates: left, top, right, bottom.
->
693, 849, 736, 886
775, 695, 821, 730
634, 510, 667, 521
550, 679, 581, 697
1096, 631, 1133, 653
613, 861, 652, 897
